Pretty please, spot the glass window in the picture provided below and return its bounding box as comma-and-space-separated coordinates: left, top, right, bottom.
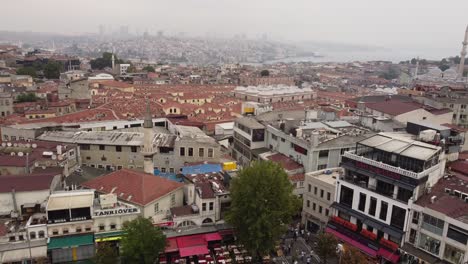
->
180, 147, 185, 156
325, 209, 329, 216
131, 146, 137, 152
339, 186, 354, 208
314, 187, 317, 195
390, 206, 406, 230
412, 211, 420, 225
418, 233, 441, 255
208, 148, 214, 158
308, 184, 311, 192
38, 231, 45, 238
188, 147, 194, 156
202, 203, 207, 211
319, 206, 322, 214
444, 244, 465, 264
319, 150, 329, 158
99, 145, 105, 150
30, 232, 36, 239
209, 202, 214, 210
307, 200, 310, 208
313, 203, 316, 211
358, 193, 366, 212
154, 203, 159, 213
110, 224, 116, 230
369, 197, 377, 216
397, 187, 413, 202
327, 192, 331, 201
198, 148, 204, 157
116, 146, 122, 152
379, 201, 388, 221
252, 129, 265, 142
99, 225, 105, 231
447, 225, 468, 245
422, 214, 445, 236
320, 189, 324, 198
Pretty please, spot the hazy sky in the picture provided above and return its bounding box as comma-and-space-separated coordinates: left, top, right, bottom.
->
1, 0, 467, 57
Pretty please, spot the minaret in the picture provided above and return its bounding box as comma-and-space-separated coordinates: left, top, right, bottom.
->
141, 99, 156, 174
458, 25, 468, 78
111, 53, 115, 70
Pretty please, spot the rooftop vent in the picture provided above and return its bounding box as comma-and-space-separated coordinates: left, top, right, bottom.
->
431, 196, 437, 204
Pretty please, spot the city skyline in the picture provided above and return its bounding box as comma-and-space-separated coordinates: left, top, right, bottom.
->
0, 0, 467, 59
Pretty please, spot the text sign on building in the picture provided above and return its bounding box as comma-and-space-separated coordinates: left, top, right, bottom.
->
94, 207, 140, 217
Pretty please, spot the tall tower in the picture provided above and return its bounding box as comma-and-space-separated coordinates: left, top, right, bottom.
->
111, 53, 115, 70
458, 25, 468, 78
141, 99, 156, 174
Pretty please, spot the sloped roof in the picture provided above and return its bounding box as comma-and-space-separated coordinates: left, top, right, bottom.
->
81, 169, 184, 206
366, 101, 421, 116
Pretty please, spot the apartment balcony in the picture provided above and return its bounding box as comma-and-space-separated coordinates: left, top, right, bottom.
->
343, 151, 440, 180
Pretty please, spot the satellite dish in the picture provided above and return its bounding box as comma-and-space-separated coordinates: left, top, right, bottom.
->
17, 152, 24, 157
32, 144, 37, 148
10, 152, 15, 156
1, 143, 5, 147
26, 143, 31, 148
52, 155, 57, 160
34, 162, 39, 167
7, 143, 12, 147
13, 143, 18, 147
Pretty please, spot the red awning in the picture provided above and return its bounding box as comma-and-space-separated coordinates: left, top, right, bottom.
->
165, 238, 178, 253
377, 248, 400, 264
204, 232, 222, 241
176, 234, 206, 248
326, 227, 377, 257
179, 245, 209, 257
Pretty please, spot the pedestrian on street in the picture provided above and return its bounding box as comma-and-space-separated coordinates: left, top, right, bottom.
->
301, 229, 305, 237
293, 231, 297, 241
301, 251, 305, 262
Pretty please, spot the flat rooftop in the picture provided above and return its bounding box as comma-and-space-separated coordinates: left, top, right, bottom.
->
358, 132, 441, 161
306, 168, 342, 185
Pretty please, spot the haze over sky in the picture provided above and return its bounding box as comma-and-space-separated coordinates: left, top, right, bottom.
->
1, 0, 467, 59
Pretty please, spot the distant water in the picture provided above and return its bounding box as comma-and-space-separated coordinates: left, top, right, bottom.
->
262, 48, 446, 64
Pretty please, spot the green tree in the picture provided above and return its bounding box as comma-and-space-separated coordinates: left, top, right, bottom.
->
16, 92, 38, 103
90, 52, 124, 70
121, 217, 166, 264
410, 58, 417, 65
439, 64, 450, 72
379, 66, 400, 80
44, 60, 63, 79
260, 69, 270, 77
93, 242, 118, 264
316, 233, 338, 264
453, 56, 461, 64
340, 246, 367, 264
16, 67, 37, 78
225, 161, 300, 260
143, 65, 155, 72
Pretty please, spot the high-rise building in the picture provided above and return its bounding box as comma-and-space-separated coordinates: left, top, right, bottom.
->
327, 132, 446, 263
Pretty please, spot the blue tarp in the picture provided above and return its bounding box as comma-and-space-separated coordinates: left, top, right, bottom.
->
153, 170, 183, 182
181, 164, 222, 175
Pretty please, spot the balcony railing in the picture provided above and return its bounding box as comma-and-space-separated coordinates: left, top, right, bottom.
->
343, 151, 439, 179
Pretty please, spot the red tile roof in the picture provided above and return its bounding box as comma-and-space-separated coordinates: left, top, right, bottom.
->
449, 160, 468, 176
81, 169, 184, 206
289, 173, 305, 182
0, 173, 58, 193
267, 153, 303, 171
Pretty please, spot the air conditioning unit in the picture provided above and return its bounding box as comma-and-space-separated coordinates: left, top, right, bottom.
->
445, 188, 451, 194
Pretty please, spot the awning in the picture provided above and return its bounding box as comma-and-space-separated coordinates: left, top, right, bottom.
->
176, 234, 206, 248
48, 234, 94, 250
95, 231, 123, 242
179, 245, 209, 257
326, 227, 377, 257
377, 248, 400, 264
331, 202, 403, 239
204, 232, 222, 241
165, 238, 178, 253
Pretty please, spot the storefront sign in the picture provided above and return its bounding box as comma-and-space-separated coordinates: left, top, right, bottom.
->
94, 207, 139, 217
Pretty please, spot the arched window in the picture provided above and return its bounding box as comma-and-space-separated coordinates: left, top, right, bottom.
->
29, 232, 36, 239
